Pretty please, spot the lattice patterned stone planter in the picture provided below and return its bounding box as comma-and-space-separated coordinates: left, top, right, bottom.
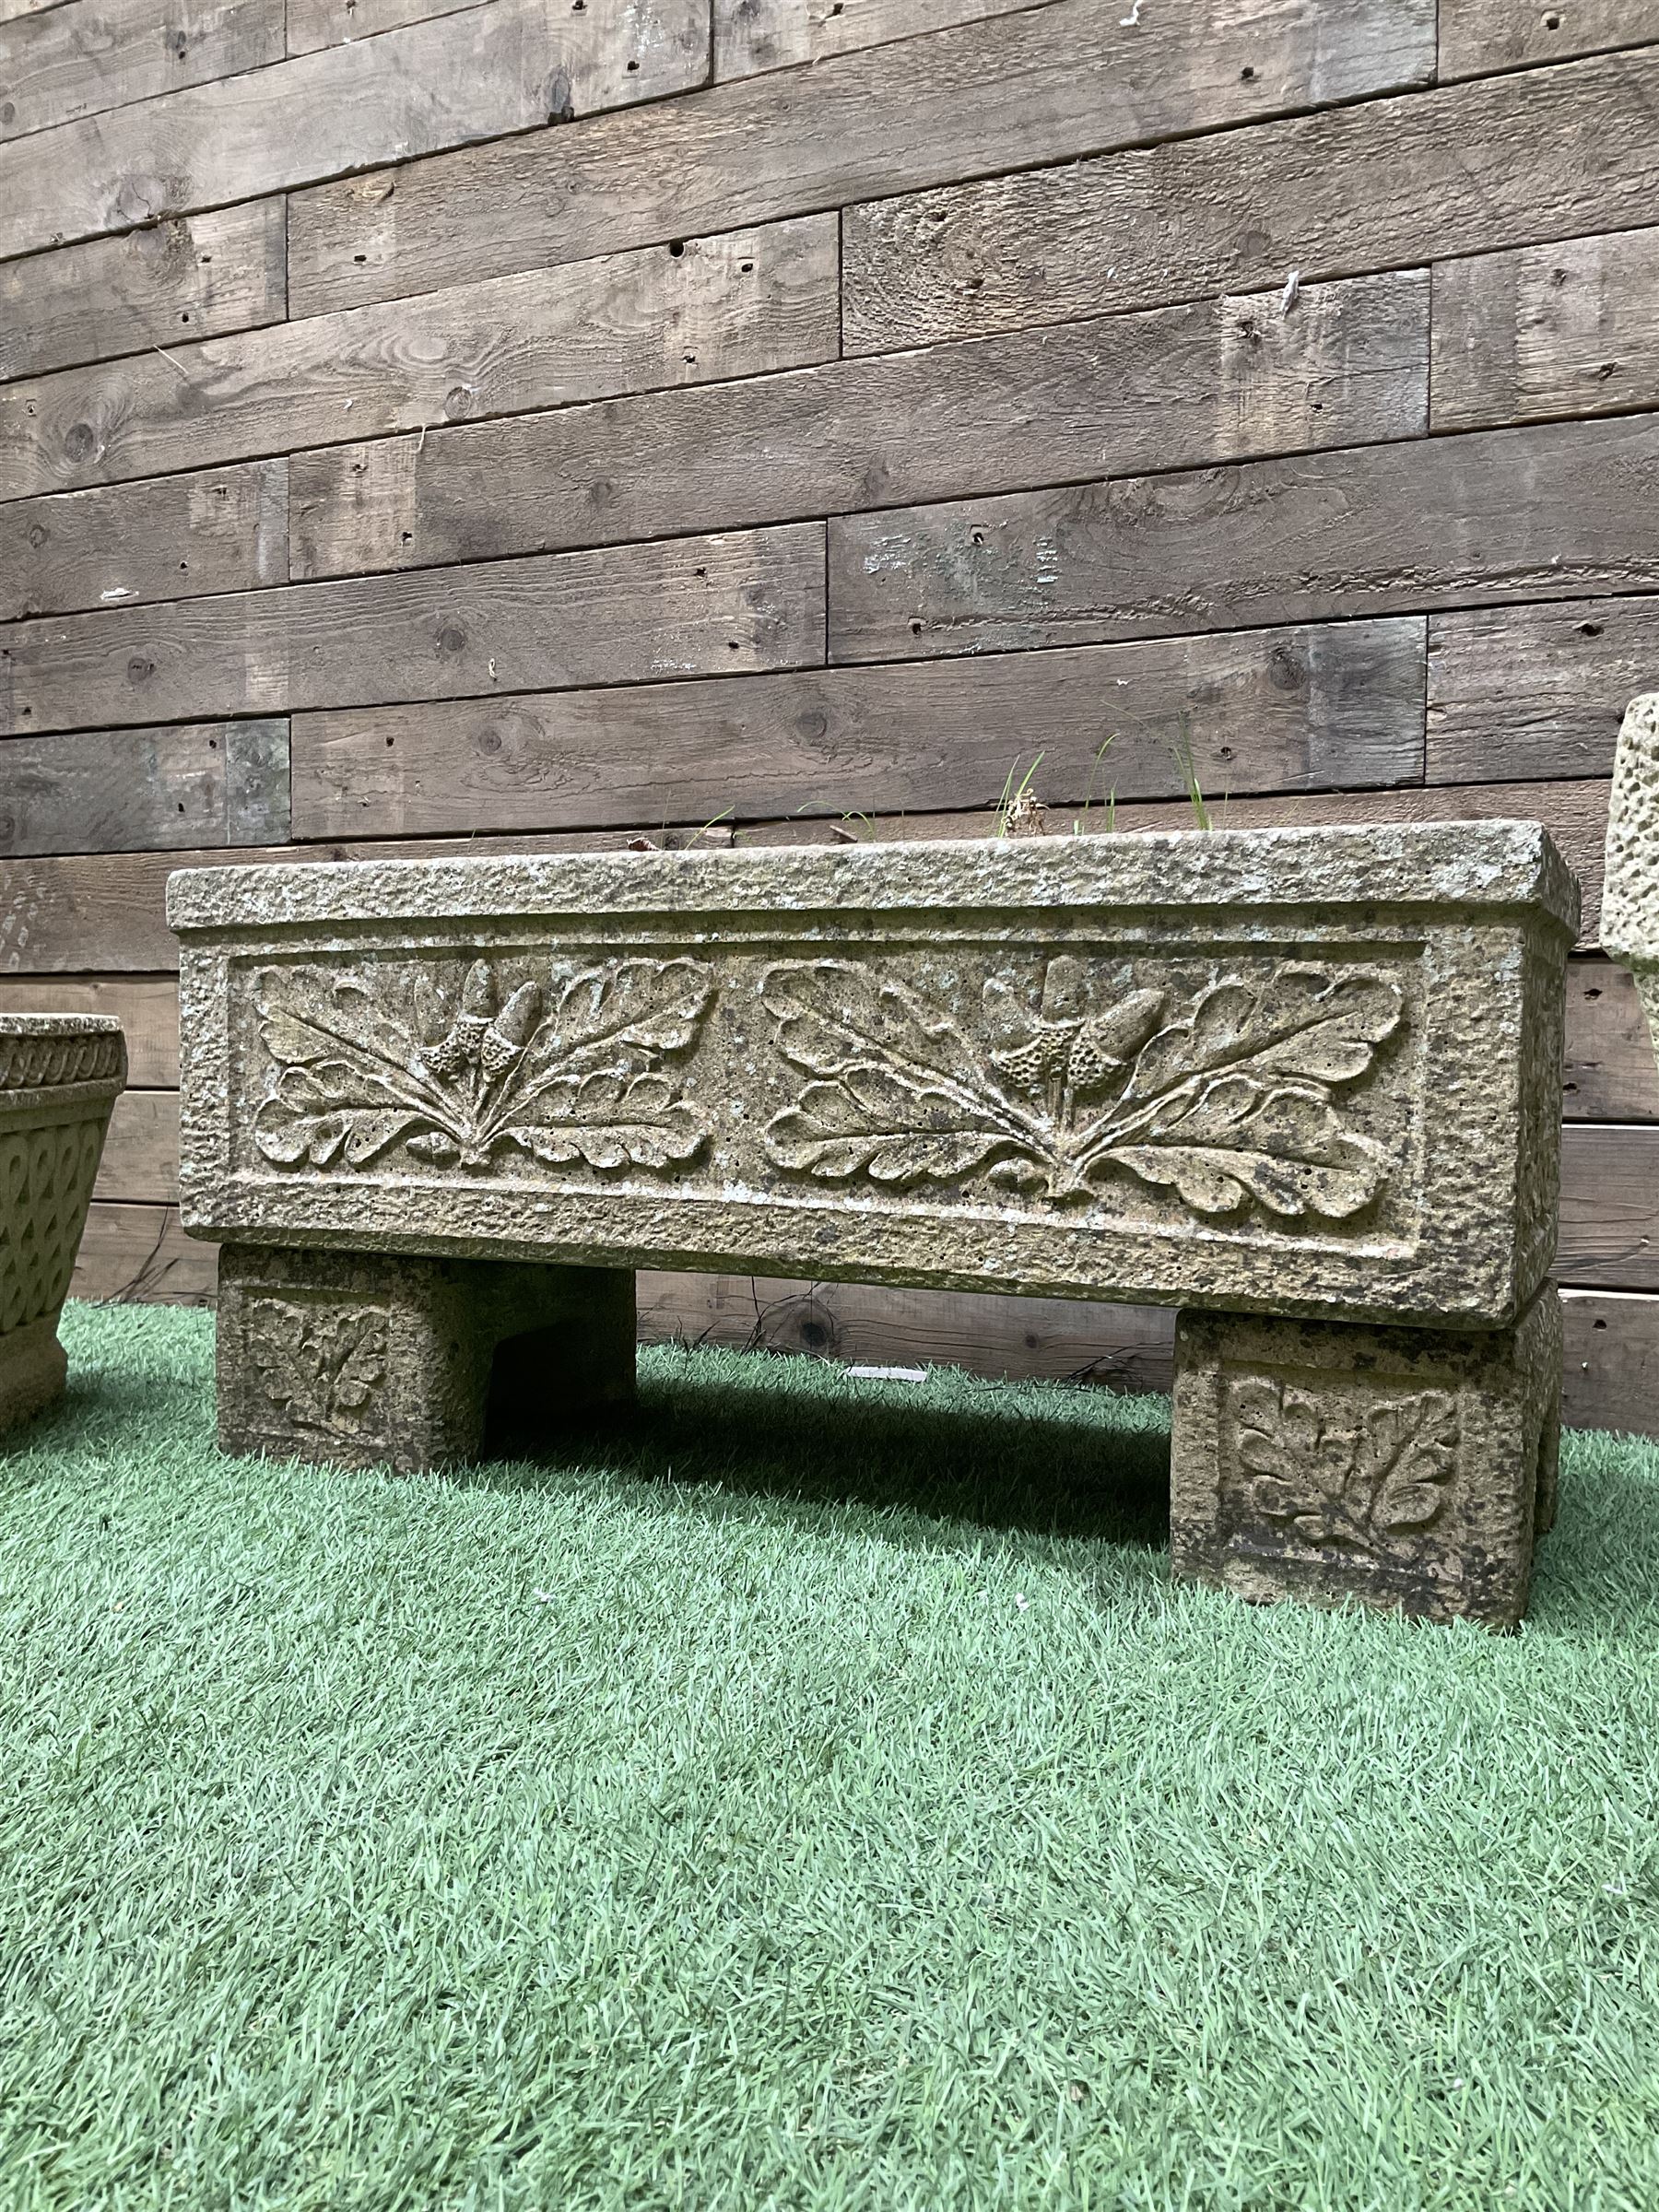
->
0, 1016, 125, 1431
171, 826, 1576, 1624
1603, 691, 1659, 1067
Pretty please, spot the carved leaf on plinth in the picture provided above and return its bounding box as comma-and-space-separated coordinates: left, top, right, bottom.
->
760, 957, 1403, 1221
253, 956, 715, 1176
1231, 1379, 1459, 1555
250, 1302, 388, 1434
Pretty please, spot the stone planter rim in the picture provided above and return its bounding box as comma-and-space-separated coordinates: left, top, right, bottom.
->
0, 1014, 125, 1100
165, 819, 1582, 941
0, 1014, 123, 1030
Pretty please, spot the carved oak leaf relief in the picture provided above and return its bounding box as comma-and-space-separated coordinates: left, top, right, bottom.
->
249, 1301, 388, 1435
253, 956, 715, 1176
1231, 1378, 1459, 1556
760, 956, 1405, 1222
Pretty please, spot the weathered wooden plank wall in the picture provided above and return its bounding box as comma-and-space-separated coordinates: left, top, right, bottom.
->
4, 0, 1659, 1433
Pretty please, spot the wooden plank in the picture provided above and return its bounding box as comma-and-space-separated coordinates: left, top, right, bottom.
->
646, 1279, 1659, 1434
0, 0, 710, 261
638, 1269, 1177, 1391
0, 971, 176, 1081
0, 823, 749, 971
740, 780, 1617, 948
285, 0, 703, 55
289, 269, 1430, 581
288, 618, 1428, 841
1559, 1124, 1659, 1289
65, 1100, 1659, 1394
57, 1197, 1659, 1437
1432, 225, 1659, 433
0, 779, 1609, 977
1427, 594, 1659, 785
1564, 959, 1659, 1123
0, 201, 285, 384
71, 1201, 214, 1301
0, 814, 1628, 1043
0, 0, 283, 145
286, 0, 1435, 317
0, 718, 288, 855
0, 847, 335, 976
1561, 1289, 1659, 1438
0, 522, 827, 735
1440, 0, 1659, 80
286, 0, 476, 53
0, 0, 76, 25
826, 415, 1659, 665
841, 46, 1659, 352
0, 215, 839, 501
1, 846, 356, 976
53, 1209, 1659, 1441
95, 1088, 178, 1204
651, 1275, 1659, 1434
0, 456, 287, 620
711, 0, 1063, 78
72, 1110, 1659, 1380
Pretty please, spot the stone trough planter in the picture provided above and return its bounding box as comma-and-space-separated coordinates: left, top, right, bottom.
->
0, 1016, 125, 1430
171, 824, 1578, 1628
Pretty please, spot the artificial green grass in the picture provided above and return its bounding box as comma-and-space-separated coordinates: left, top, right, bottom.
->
3, 1306, 1659, 2212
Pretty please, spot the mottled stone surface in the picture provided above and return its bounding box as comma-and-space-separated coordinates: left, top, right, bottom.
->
171, 827, 1576, 1328
0, 1015, 125, 1432
1171, 1286, 1562, 1627
217, 1244, 634, 1474
1602, 692, 1659, 1064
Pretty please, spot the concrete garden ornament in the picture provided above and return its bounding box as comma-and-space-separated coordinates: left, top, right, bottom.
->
1602, 692, 1659, 1068
0, 1016, 125, 1430
170, 825, 1576, 1628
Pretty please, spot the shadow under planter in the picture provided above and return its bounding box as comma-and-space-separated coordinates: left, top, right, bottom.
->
0, 1015, 125, 1431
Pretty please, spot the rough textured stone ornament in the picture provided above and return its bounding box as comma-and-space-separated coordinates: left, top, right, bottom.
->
171, 827, 1576, 1622
1171, 1287, 1561, 1627
0, 1015, 125, 1430
1602, 691, 1659, 1066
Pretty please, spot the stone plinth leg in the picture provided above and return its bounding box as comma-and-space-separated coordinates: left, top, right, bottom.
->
217, 1244, 635, 1474
1171, 1287, 1562, 1628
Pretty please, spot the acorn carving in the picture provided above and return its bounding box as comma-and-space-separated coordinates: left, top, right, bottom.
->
1065, 990, 1166, 1091
455, 958, 497, 1048
422, 1025, 472, 1078
987, 975, 1167, 1100
989, 1024, 1075, 1091
480, 981, 543, 1078
424, 959, 505, 1077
